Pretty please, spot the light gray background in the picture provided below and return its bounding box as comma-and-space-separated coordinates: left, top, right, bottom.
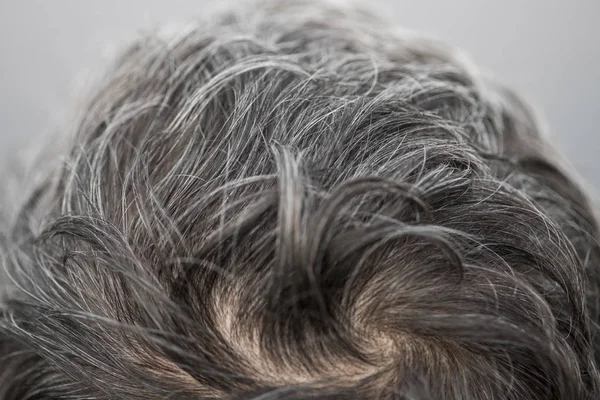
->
1, 0, 598, 189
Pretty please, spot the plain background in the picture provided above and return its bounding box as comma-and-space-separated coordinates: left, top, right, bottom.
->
1, 0, 598, 191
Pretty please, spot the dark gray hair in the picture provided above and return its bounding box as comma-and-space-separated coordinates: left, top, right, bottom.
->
2, 0, 600, 398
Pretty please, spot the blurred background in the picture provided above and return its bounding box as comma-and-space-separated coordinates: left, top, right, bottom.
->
1, 0, 598, 188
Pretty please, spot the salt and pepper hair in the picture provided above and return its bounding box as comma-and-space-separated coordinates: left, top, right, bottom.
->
1, 0, 600, 398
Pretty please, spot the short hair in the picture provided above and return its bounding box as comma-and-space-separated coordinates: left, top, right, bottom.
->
1, 1, 600, 398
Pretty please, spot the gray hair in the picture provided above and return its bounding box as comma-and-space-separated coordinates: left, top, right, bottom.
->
1, 0, 600, 398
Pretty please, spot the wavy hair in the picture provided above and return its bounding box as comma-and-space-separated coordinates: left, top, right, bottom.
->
1, 1, 600, 398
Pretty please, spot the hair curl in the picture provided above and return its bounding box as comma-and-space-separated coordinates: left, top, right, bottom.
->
1, 1, 600, 399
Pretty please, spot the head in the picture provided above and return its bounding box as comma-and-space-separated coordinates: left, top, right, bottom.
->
1, 1, 600, 398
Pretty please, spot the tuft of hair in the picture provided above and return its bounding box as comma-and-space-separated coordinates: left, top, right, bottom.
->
2, 0, 600, 398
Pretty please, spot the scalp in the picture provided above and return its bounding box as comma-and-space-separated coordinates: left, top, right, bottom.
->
1, 1, 600, 399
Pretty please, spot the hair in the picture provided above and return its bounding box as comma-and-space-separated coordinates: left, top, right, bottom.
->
1, 0, 600, 398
